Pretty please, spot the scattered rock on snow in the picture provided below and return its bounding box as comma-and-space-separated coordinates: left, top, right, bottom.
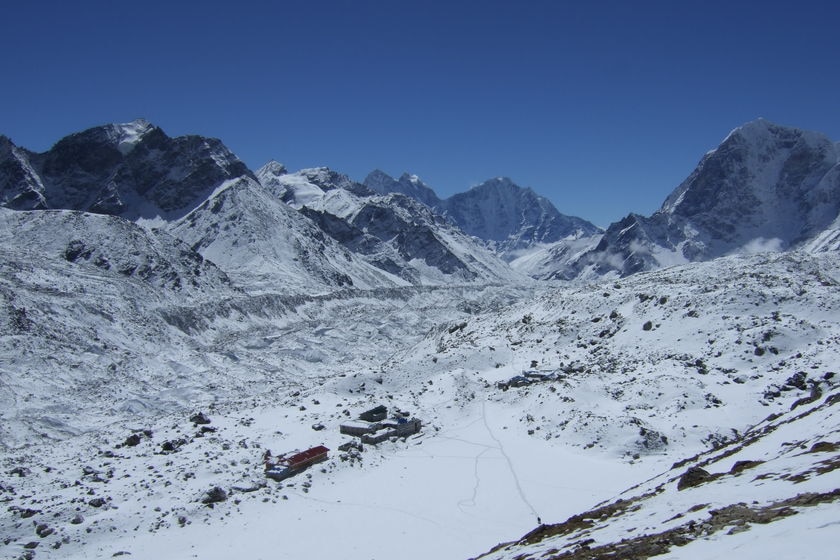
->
729, 460, 763, 474
35, 523, 54, 538
677, 467, 712, 490
202, 486, 228, 505
123, 433, 142, 447
190, 412, 212, 425
809, 441, 838, 453
638, 427, 669, 451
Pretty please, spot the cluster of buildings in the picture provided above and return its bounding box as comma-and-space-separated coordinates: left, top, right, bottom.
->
496, 370, 558, 391
263, 405, 422, 481
339, 405, 422, 445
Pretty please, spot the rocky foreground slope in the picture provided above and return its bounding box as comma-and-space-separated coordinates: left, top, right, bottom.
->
474, 388, 839, 560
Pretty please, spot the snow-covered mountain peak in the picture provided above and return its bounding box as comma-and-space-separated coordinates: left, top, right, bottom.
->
256, 160, 287, 178
54, 119, 158, 157
361, 173, 599, 258
110, 118, 156, 155
720, 116, 772, 142
363, 169, 395, 192
470, 176, 518, 191
0, 122, 254, 220
297, 167, 358, 191
363, 169, 440, 207
660, 118, 838, 222
254, 160, 289, 198
710, 118, 836, 164
566, 120, 840, 279
441, 176, 601, 253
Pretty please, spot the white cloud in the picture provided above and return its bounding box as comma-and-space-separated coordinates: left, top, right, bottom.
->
737, 237, 785, 255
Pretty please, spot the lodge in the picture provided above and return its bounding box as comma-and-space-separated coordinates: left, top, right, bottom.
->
339, 405, 422, 445
264, 445, 329, 481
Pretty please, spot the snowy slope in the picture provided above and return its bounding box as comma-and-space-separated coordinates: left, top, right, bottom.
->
169, 176, 405, 294
474, 388, 840, 560
2, 247, 838, 560
260, 167, 529, 285
0, 206, 239, 448
507, 235, 603, 280
803, 212, 840, 253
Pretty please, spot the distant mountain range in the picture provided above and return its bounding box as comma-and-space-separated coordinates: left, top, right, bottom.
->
363, 171, 600, 256
1, 118, 838, 290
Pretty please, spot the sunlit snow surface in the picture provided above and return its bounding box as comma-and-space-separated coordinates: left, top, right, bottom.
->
2, 250, 839, 560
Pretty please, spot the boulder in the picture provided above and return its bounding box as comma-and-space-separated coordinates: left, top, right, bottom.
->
677, 467, 712, 490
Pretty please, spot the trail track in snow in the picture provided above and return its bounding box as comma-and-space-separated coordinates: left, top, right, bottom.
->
481, 400, 541, 522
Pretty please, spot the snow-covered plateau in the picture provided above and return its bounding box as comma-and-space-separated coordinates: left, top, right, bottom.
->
2, 247, 839, 560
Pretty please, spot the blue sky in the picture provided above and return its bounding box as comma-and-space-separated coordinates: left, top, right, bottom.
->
2, 1, 839, 227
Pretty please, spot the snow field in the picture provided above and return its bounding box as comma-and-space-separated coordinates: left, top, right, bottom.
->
2, 251, 839, 560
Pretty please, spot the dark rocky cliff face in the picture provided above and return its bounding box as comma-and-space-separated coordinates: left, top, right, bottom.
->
0, 136, 47, 210
569, 120, 840, 278
1, 121, 254, 220
303, 193, 474, 281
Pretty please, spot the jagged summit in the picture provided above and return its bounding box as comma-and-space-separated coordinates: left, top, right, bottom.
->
562, 118, 840, 279
441, 176, 601, 253
363, 169, 441, 208
261, 167, 525, 285
298, 166, 366, 193
363, 170, 600, 255
257, 159, 287, 177
109, 118, 156, 154
50, 118, 158, 156
0, 120, 253, 220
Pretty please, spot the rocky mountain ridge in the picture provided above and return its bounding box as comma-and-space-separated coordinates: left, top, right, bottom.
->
554, 119, 840, 279
263, 165, 527, 284
0, 120, 253, 221
4, 118, 839, 287
364, 170, 601, 256
0, 121, 528, 292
